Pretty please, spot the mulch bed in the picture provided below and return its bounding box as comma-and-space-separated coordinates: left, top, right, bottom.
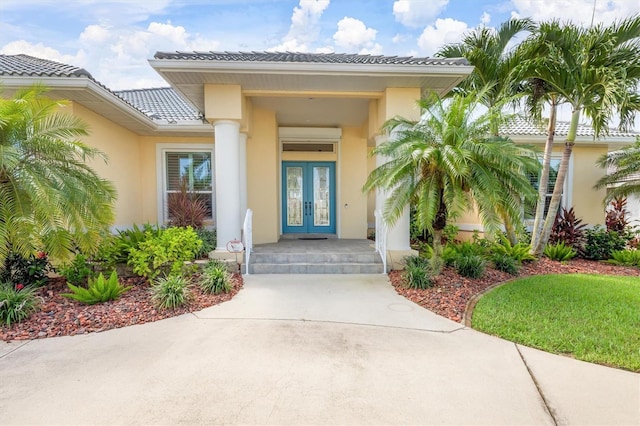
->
390, 258, 640, 324
0, 273, 243, 342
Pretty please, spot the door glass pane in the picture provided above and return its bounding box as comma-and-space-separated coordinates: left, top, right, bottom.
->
286, 167, 303, 226
313, 166, 330, 226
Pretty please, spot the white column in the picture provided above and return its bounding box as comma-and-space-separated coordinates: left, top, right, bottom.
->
375, 133, 411, 251
214, 120, 241, 251
238, 133, 248, 224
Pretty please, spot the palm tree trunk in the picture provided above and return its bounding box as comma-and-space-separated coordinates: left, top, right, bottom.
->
532, 108, 579, 256
530, 100, 557, 252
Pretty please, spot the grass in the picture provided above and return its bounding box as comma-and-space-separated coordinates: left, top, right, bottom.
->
472, 274, 640, 372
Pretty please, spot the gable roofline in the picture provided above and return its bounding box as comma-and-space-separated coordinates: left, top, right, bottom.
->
0, 54, 211, 136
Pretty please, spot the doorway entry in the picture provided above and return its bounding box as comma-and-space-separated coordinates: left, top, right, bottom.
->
282, 161, 336, 234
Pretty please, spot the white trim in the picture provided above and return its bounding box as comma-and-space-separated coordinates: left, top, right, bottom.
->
155, 143, 215, 225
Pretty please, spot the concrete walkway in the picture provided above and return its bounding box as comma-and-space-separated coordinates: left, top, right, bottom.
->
1, 274, 638, 425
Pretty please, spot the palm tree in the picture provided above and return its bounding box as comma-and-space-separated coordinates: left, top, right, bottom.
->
0, 85, 117, 261
437, 18, 536, 243
594, 138, 640, 202
436, 17, 536, 135
517, 16, 640, 256
363, 92, 539, 272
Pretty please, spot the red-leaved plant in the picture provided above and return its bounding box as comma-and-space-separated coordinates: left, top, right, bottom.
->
167, 177, 208, 229
605, 197, 629, 233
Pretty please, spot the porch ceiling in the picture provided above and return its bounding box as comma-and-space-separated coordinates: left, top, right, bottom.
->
250, 96, 369, 127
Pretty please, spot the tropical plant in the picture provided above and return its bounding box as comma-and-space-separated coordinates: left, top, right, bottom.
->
492, 252, 520, 275
167, 177, 209, 229
595, 140, 640, 204
194, 228, 216, 258
199, 261, 232, 294
0, 251, 52, 287
151, 275, 191, 309
0, 84, 117, 262
0, 283, 40, 325
455, 254, 486, 278
437, 17, 536, 244
62, 271, 130, 305
490, 236, 536, 263
544, 242, 577, 262
549, 207, 586, 249
403, 255, 433, 289
517, 16, 640, 256
58, 253, 96, 286
605, 249, 640, 267
581, 226, 628, 260
604, 197, 630, 233
363, 92, 539, 274
98, 224, 162, 266
128, 227, 202, 279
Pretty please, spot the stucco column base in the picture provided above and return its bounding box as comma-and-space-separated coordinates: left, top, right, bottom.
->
210, 249, 244, 263
387, 249, 418, 271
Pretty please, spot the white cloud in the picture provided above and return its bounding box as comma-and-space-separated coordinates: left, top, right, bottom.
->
417, 18, 469, 56
315, 45, 335, 53
333, 17, 377, 50
511, 0, 639, 25
269, 0, 330, 52
2, 21, 221, 90
393, 0, 449, 28
480, 12, 491, 25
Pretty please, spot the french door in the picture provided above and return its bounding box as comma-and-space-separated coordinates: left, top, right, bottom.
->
282, 162, 336, 234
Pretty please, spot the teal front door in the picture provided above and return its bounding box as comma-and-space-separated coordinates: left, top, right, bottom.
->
282, 162, 336, 234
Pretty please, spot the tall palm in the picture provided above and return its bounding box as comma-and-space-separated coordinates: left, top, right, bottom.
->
363, 92, 539, 270
517, 16, 640, 256
594, 138, 640, 202
436, 17, 536, 135
437, 17, 536, 243
0, 85, 117, 261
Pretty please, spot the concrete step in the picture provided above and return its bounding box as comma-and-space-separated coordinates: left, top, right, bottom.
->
249, 262, 384, 274
250, 252, 381, 264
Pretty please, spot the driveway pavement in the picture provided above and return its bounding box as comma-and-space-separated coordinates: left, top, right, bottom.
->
1, 274, 638, 425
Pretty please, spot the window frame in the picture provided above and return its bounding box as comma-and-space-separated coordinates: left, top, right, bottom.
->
525, 154, 573, 223
156, 143, 215, 225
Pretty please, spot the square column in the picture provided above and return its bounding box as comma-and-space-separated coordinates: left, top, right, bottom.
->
238, 132, 248, 224
214, 120, 242, 251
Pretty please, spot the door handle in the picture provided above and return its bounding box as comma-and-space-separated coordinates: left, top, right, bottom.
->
305, 201, 311, 216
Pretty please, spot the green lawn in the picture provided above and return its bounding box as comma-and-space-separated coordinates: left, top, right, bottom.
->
472, 274, 640, 372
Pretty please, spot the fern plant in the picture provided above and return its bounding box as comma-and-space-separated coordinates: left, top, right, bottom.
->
62, 271, 131, 305
544, 242, 577, 262
491, 237, 535, 262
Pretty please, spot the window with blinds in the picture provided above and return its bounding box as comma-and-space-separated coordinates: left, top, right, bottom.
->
165, 151, 213, 220
525, 158, 563, 220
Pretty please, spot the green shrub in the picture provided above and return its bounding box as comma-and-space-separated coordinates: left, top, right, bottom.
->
544, 242, 577, 262
62, 271, 131, 305
0, 252, 52, 287
128, 227, 203, 278
58, 253, 96, 286
442, 224, 460, 244
443, 241, 488, 267
200, 261, 232, 294
605, 249, 640, 267
455, 254, 486, 278
195, 228, 216, 258
403, 256, 433, 289
492, 253, 520, 275
0, 283, 40, 325
491, 237, 536, 263
151, 275, 191, 309
581, 226, 627, 260
98, 224, 161, 266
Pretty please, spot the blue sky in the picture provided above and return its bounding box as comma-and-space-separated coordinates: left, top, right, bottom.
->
0, 0, 638, 90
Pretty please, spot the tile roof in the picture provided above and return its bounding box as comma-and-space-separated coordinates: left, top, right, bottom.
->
0, 54, 203, 123
502, 116, 639, 139
153, 51, 469, 66
0, 54, 93, 78
114, 87, 201, 121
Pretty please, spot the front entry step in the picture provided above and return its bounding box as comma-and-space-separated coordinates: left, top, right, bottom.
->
248, 239, 384, 274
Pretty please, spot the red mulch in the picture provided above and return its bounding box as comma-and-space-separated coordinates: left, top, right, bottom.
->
390, 258, 640, 324
0, 273, 243, 342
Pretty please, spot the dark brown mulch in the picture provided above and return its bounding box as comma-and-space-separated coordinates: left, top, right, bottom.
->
0, 273, 243, 342
390, 258, 640, 324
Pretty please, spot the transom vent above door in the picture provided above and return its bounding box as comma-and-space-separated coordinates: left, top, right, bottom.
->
283, 143, 334, 152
